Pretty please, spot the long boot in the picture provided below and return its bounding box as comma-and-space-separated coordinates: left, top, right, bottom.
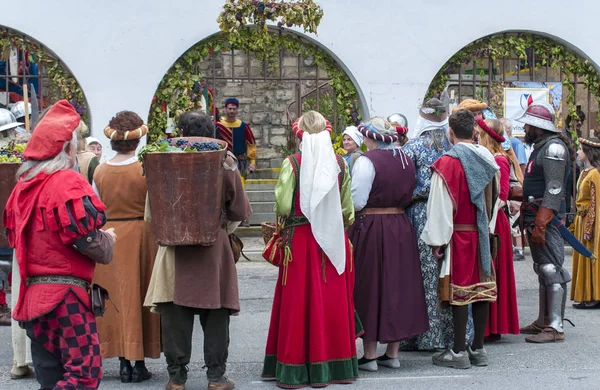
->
525, 283, 565, 343
132, 360, 152, 383
120, 358, 132, 383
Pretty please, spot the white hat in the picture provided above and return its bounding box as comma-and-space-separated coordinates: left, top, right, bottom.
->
86, 136, 101, 145
342, 126, 363, 148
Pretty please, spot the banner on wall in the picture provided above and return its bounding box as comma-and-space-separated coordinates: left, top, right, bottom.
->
503, 87, 549, 136
503, 82, 563, 136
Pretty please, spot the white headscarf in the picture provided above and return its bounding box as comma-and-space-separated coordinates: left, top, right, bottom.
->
342, 126, 363, 148
410, 116, 449, 139
299, 131, 347, 275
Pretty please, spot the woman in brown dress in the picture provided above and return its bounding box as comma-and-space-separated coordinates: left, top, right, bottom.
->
93, 111, 160, 383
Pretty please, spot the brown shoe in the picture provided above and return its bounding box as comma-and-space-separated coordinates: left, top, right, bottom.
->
519, 321, 545, 335
525, 327, 565, 343
208, 377, 236, 390
165, 381, 186, 390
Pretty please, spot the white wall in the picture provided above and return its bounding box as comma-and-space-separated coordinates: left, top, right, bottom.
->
2, 0, 599, 154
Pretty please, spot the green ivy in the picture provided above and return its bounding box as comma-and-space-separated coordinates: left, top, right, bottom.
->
148, 30, 361, 142
0, 30, 88, 122
426, 33, 600, 143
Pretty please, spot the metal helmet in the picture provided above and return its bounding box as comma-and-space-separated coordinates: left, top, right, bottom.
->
516, 101, 558, 133
0, 108, 22, 132
387, 113, 408, 128
10, 101, 32, 121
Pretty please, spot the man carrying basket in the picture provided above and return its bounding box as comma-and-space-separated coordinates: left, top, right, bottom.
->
145, 110, 252, 390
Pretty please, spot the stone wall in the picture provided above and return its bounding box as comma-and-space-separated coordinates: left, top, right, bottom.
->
199, 50, 334, 168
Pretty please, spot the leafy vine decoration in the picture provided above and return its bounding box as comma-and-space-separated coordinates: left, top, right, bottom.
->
0, 29, 88, 121
148, 1, 360, 143
426, 33, 600, 143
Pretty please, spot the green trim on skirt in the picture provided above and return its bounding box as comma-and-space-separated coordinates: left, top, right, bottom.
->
262, 355, 358, 388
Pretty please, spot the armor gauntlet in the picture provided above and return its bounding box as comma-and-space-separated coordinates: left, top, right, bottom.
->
540, 141, 568, 213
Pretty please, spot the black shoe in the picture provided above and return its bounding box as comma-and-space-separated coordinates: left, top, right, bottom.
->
132, 363, 152, 383
120, 358, 132, 383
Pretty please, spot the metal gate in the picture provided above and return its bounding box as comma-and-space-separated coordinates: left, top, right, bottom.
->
443, 34, 596, 137
0, 28, 73, 116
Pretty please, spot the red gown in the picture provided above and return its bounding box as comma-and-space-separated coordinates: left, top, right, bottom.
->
486, 155, 520, 335
262, 154, 360, 389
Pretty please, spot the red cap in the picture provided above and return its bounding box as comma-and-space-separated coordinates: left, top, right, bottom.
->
24, 100, 80, 160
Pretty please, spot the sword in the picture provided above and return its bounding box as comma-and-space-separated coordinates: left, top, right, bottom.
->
29, 83, 40, 131
526, 196, 596, 260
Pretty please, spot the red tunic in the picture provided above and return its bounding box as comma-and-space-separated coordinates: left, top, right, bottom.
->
3, 170, 106, 321
432, 156, 497, 305
486, 155, 519, 335
216, 120, 255, 154
262, 154, 359, 388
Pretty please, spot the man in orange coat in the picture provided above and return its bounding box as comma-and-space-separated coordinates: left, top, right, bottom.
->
3, 101, 116, 389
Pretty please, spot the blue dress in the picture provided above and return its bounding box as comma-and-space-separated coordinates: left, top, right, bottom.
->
401, 129, 474, 350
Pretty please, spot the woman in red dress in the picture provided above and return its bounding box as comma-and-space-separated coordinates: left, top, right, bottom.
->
262, 111, 360, 388
477, 118, 520, 339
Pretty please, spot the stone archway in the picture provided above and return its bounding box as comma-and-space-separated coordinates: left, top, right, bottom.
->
148, 28, 366, 168
0, 26, 91, 127
425, 31, 600, 139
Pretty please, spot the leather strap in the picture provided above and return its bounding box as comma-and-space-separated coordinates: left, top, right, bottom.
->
454, 224, 478, 232
359, 207, 404, 216
26, 275, 89, 289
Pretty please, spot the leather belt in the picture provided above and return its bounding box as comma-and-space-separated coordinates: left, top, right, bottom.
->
359, 207, 404, 216
26, 275, 89, 289
454, 224, 478, 232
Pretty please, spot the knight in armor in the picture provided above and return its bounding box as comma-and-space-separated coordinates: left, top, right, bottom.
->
517, 101, 572, 343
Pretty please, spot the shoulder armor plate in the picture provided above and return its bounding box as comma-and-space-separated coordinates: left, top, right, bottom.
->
545, 142, 567, 161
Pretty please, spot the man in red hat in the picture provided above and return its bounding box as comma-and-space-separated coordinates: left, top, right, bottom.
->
3, 100, 116, 389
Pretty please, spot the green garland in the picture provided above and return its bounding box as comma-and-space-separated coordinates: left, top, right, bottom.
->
426, 33, 600, 143
0, 29, 88, 121
218, 0, 323, 46
148, 1, 360, 143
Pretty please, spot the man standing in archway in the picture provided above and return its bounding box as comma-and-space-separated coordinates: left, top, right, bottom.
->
216, 98, 257, 184
517, 102, 571, 343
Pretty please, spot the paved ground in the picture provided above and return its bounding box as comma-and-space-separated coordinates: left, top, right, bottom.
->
2, 247, 600, 390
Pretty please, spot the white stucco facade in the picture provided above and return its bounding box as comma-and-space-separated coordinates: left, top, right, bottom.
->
2, 0, 599, 148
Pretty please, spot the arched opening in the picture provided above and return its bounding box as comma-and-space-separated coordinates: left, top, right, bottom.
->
0, 26, 90, 127
425, 32, 600, 139
148, 28, 365, 167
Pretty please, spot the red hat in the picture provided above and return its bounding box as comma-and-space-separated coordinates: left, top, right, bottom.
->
24, 100, 81, 160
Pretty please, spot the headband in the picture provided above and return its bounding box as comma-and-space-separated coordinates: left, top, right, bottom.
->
395, 126, 408, 136
104, 124, 148, 141
292, 118, 332, 140
477, 118, 505, 143
358, 123, 399, 143
579, 137, 600, 149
